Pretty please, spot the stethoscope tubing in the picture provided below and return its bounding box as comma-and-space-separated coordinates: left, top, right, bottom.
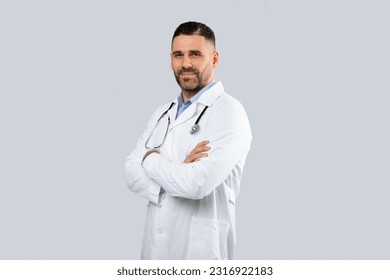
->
145, 102, 209, 150
160, 102, 209, 134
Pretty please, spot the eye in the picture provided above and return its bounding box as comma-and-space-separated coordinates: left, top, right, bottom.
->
173, 53, 183, 58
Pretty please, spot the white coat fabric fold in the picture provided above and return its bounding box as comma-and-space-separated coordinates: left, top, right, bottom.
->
125, 82, 252, 259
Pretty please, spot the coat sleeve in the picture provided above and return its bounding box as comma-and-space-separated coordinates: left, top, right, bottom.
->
142, 99, 252, 200
124, 106, 164, 205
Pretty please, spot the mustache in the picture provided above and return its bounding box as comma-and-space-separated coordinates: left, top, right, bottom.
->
177, 68, 199, 75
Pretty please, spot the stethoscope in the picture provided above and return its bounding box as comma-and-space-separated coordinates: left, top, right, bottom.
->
144, 102, 209, 150
166, 102, 209, 134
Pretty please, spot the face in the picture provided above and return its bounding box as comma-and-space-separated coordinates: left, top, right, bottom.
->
171, 35, 218, 95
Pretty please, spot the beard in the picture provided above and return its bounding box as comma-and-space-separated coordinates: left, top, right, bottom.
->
173, 66, 212, 94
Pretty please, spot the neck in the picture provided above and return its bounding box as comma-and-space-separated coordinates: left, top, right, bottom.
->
181, 90, 198, 103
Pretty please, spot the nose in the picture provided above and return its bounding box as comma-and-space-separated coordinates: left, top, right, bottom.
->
183, 56, 192, 68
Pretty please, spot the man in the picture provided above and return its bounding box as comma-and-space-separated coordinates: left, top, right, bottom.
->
125, 21, 252, 259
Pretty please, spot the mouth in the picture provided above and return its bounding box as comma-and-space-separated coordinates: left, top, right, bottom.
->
180, 72, 196, 76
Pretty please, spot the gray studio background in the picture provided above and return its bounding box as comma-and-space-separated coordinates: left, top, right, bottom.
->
1, 0, 389, 259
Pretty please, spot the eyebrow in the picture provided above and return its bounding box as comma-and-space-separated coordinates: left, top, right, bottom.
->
189, 50, 202, 55
172, 50, 204, 55
172, 50, 183, 55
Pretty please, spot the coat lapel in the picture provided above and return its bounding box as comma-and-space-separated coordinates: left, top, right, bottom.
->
167, 98, 179, 125
171, 102, 197, 129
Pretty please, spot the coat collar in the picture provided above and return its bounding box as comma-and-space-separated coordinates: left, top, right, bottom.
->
196, 81, 224, 106
169, 81, 224, 129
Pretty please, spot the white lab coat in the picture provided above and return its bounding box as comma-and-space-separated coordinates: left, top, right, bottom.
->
125, 82, 252, 259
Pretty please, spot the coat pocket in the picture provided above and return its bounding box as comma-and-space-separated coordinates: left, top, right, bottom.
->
186, 216, 230, 260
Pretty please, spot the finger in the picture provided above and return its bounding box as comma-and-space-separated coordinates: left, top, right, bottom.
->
194, 146, 210, 153
186, 152, 207, 163
184, 151, 208, 163
190, 152, 208, 161
195, 140, 210, 148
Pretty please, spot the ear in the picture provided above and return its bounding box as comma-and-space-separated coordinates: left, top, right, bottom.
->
212, 51, 219, 68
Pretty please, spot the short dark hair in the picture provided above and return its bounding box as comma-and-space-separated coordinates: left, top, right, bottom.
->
172, 21, 216, 48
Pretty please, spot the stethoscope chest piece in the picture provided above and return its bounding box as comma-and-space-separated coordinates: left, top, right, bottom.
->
190, 105, 209, 134
190, 124, 200, 134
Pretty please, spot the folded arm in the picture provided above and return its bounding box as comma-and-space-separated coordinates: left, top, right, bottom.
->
124, 107, 164, 205
142, 103, 252, 200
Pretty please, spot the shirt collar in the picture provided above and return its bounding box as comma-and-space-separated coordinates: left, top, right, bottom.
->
177, 79, 217, 106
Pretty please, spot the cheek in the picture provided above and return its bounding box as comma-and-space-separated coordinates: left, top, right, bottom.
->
201, 62, 213, 73
197, 61, 208, 70
171, 59, 178, 68
171, 61, 181, 71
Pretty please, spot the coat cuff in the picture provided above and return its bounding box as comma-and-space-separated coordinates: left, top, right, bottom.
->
143, 153, 164, 206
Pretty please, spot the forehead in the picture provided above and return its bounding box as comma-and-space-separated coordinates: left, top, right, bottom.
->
171, 35, 210, 52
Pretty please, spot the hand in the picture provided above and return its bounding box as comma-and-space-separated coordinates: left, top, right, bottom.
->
184, 140, 210, 163
143, 149, 158, 162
